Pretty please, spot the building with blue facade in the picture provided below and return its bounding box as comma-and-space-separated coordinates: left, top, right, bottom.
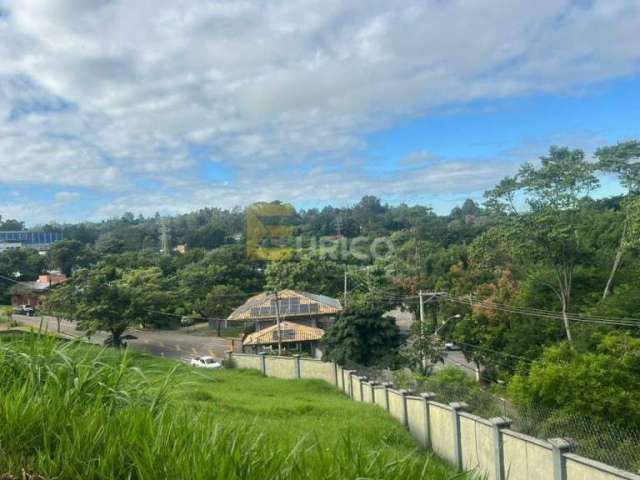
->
0, 231, 63, 252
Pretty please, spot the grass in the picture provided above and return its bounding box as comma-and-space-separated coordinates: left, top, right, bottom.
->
0, 305, 13, 324
0, 333, 470, 479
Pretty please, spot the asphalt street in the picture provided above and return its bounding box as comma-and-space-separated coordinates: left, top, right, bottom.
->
12, 314, 231, 360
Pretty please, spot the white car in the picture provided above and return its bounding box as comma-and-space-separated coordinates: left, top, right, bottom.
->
445, 342, 461, 351
190, 356, 222, 369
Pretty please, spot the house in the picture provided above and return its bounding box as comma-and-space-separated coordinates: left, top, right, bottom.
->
242, 321, 325, 356
227, 289, 342, 331
173, 244, 187, 254
10, 273, 68, 309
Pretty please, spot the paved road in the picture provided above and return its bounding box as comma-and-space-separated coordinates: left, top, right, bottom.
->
12, 314, 231, 360
434, 350, 480, 379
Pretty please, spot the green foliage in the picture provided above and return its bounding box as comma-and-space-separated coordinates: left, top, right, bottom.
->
265, 254, 343, 296
0, 248, 46, 302
508, 333, 640, 427
402, 319, 446, 375
323, 303, 403, 367
422, 367, 501, 418
60, 266, 144, 345
0, 334, 460, 480
47, 239, 95, 276
484, 146, 600, 342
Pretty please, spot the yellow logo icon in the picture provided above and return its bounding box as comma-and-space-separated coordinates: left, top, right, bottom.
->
246, 202, 296, 260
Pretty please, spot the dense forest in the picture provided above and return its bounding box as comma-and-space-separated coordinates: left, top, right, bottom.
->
2, 141, 640, 465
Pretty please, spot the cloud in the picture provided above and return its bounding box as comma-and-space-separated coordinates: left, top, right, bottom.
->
0, 0, 638, 222
53, 191, 80, 205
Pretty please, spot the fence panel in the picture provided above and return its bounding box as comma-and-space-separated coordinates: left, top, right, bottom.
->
502, 430, 554, 480
264, 356, 296, 379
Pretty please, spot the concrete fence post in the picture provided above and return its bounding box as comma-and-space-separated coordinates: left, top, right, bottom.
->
369, 381, 378, 403
258, 352, 267, 376
420, 392, 436, 448
359, 376, 367, 402
489, 417, 512, 480
382, 382, 391, 412
349, 372, 355, 399
293, 354, 301, 379
399, 390, 409, 427
549, 438, 577, 480
342, 368, 347, 394
449, 402, 469, 471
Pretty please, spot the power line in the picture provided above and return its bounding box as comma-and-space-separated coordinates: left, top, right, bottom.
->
441, 293, 640, 328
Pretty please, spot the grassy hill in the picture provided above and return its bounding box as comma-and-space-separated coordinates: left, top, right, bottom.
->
0, 332, 468, 479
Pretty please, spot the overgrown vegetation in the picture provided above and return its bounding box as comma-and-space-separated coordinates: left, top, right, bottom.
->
2, 140, 640, 471
0, 333, 464, 479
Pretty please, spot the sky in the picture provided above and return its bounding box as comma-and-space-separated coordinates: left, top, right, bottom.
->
0, 0, 639, 225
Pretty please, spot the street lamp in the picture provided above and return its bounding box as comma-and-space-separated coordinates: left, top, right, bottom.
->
434, 313, 462, 336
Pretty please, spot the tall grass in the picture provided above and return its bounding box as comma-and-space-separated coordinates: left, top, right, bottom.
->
0, 334, 468, 479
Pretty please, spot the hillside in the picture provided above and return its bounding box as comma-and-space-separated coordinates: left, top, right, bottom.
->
0, 333, 465, 480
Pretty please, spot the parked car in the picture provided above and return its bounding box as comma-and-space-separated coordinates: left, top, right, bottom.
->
14, 305, 36, 316
180, 316, 195, 327
190, 356, 222, 369
444, 342, 461, 351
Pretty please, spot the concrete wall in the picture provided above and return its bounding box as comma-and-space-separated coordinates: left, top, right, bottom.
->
226, 351, 640, 480
459, 413, 496, 480
373, 385, 387, 410
406, 396, 427, 445
362, 381, 374, 404
387, 389, 405, 424
336, 365, 344, 391
232, 353, 261, 370
299, 358, 334, 383
502, 430, 554, 480
352, 375, 364, 402
565, 454, 640, 480
429, 402, 456, 464
264, 356, 296, 379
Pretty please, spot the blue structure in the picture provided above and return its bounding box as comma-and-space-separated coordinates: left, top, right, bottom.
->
0, 231, 63, 249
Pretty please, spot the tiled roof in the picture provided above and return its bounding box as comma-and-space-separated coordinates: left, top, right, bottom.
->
243, 321, 325, 346
228, 289, 342, 321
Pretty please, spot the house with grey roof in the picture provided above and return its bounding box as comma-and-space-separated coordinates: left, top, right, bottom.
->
228, 289, 342, 332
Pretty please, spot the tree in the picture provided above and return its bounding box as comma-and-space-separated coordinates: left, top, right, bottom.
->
265, 255, 343, 296
65, 266, 138, 347
120, 267, 176, 329
48, 239, 93, 276
323, 303, 403, 367
196, 284, 244, 335
485, 146, 599, 343
402, 318, 446, 376
0, 248, 46, 302
40, 283, 76, 332
595, 141, 640, 300
0, 217, 24, 231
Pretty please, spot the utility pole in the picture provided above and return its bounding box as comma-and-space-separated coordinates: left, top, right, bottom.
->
274, 291, 283, 355
419, 290, 426, 371
343, 265, 348, 308
160, 218, 170, 255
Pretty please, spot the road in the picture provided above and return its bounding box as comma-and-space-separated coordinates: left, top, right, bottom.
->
12, 314, 232, 360
434, 350, 480, 379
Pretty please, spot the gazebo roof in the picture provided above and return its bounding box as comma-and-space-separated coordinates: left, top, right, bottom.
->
243, 321, 325, 346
